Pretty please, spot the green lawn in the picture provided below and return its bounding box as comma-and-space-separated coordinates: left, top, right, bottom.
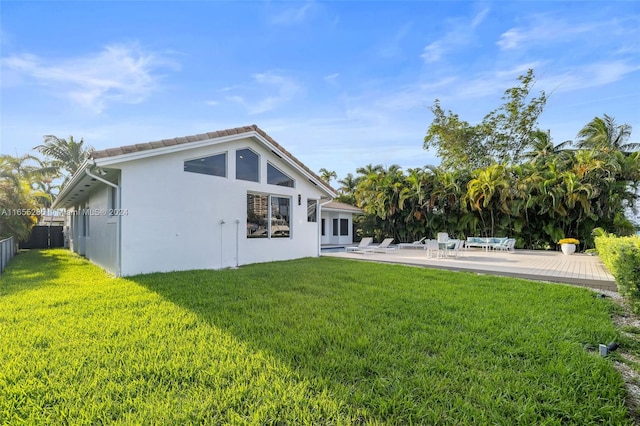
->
0, 249, 632, 424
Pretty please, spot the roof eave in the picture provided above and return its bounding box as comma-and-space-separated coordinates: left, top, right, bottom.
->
51, 159, 92, 210
250, 132, 336, 198
85, 127, 337, 198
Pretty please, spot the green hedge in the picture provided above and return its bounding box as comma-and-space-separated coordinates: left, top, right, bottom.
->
596, 235, 640, 313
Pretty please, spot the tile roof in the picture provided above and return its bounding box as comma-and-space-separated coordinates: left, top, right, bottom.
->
89, 124, 336, 194
322, 200, 363, 213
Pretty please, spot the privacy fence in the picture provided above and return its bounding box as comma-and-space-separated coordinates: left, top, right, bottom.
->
0, 236, 16, 276
19, 226, 64, 249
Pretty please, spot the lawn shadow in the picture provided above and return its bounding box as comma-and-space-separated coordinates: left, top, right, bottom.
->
124, 257, 629, 423
128, 259, 444, 420
0, 249, 69, 297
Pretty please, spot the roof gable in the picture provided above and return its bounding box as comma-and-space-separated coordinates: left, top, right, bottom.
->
52, 125, 336, 209
89, 124, 335, 195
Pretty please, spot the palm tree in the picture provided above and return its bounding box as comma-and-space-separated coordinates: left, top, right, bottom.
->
404, 167, 430, 225
523, 130, 573, 167
465, 164, 510, 236
336, 173, 358, 205
576, 114, 637, 153
427, 167, 466, 236
355, 163, 385, 178
33, 135, 94, 183
318, 168, 337, 184
0, 155, 47, 241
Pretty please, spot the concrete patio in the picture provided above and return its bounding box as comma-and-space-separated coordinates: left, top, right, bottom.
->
322, 246, 617, 292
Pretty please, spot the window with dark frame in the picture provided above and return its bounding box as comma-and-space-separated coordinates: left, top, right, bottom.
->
247, 193, 268, 238
84, 206, 90, 237
332, 218, 338, 236
340, 218, 349, 236
184, 153, 227, 177
270, 196, 290, 238
108, 186, 117, 216
236, 149, 259, 182
247, 193, 291, 239
267, 162, 294, 187
307, 199, 317, 222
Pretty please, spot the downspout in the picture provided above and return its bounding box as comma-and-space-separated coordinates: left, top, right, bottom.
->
85, 167, 121, 277
219, 219, 225, 268
235, 219, 240, 268
318, 198, 334, 256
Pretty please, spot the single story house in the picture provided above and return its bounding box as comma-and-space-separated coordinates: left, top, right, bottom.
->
51, 125, 340, 276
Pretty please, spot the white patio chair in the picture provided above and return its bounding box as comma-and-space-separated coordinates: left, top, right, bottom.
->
373, 238, 396, 253
437, 232, 450, 257
437, 232, 449, 243
345, 237, 373, 253
447, 239, 464, 258
425, 239, 439, 258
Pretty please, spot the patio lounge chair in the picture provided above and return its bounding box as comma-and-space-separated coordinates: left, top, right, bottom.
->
397, 237, 427, 249
373, 238, 396, 253
345, 237, 374, 253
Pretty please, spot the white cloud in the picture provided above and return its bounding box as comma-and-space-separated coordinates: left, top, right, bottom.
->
496, 14, 608, 51
2, 43, 180, 113
324, 73, 340, 87
496, 28, 526, 50
538, 60, 640, 93
421, 7, 490, 63
226, 71, 302, 115
269, 2, 315, 25
421, 41, 445, 64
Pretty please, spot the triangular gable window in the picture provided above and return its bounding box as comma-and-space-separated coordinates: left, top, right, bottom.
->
267, 162, 294, 187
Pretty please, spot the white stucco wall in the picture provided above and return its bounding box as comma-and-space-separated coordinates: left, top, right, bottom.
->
85, 185, 118, 275
320, 211, 353, 245
65, 186, 118, 275
108, 137, 326, 276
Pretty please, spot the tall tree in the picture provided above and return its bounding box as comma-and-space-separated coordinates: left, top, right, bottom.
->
481, 69, 547, 164
523, 130, 572, 167
355, 164, 385, 177
425, 69, 547, 169
0, 155, 47, 241
423, 101, 487, 169
576, 114, 637, 153
465, 164, 510, 236
336, 173, 358, 204
33, 135, 94, 184
318, 168, 337, 184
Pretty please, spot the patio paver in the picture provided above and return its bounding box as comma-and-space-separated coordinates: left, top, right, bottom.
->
323, 248, 617, 292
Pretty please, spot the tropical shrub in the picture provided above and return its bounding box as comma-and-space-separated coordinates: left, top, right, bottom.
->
596, 235, 640, 313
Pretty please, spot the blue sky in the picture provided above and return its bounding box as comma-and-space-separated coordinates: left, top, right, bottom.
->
2, 1, 639, 181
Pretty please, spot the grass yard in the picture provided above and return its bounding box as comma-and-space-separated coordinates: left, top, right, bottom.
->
0, 249, 632, 424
